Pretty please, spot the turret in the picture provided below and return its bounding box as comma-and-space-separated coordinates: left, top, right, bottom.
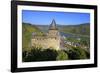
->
49, 19, 58, 30
48, 19, 59, 36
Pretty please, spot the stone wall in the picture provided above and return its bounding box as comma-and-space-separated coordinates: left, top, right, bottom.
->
31, 36, 60, 50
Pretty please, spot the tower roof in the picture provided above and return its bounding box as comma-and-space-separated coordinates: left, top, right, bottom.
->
49, 19, 58, 30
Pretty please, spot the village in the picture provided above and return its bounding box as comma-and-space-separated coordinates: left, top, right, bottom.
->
60, 35, 89, 52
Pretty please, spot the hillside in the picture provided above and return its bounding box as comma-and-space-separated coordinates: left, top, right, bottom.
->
37, 23, 90, 36
59, 23, 90, 36
22, 23, 42, 51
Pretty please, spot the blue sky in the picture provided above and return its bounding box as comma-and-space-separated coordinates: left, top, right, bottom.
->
22, 10, 90, 25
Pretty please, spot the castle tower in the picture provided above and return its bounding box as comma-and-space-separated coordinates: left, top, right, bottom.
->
31, 19, 60, 50
47, 19, 60, 50
48, 19, 59, 36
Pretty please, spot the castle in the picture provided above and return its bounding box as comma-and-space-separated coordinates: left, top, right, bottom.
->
31, 19, 61, 50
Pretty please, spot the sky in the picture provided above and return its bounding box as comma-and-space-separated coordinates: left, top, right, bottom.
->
22, 10, 90, 25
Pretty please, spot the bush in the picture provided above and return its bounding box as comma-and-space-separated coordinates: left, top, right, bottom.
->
22, 48, 58, 62
56, 51, 68, 60
41, 49, 58, 61
22, 47, 89, 62
67, 47, 88, 60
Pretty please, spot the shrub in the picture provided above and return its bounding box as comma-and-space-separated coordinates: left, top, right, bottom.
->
67, 47, 88, 60
22, 47, 89, 62
56, 51, 68, 60
22, 48, 58, 62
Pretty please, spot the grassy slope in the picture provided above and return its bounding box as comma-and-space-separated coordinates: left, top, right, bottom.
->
22, 23, 42, 51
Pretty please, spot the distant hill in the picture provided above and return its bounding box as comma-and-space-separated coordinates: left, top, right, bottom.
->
59, 23, 90, 36
36, 23, 90, 36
